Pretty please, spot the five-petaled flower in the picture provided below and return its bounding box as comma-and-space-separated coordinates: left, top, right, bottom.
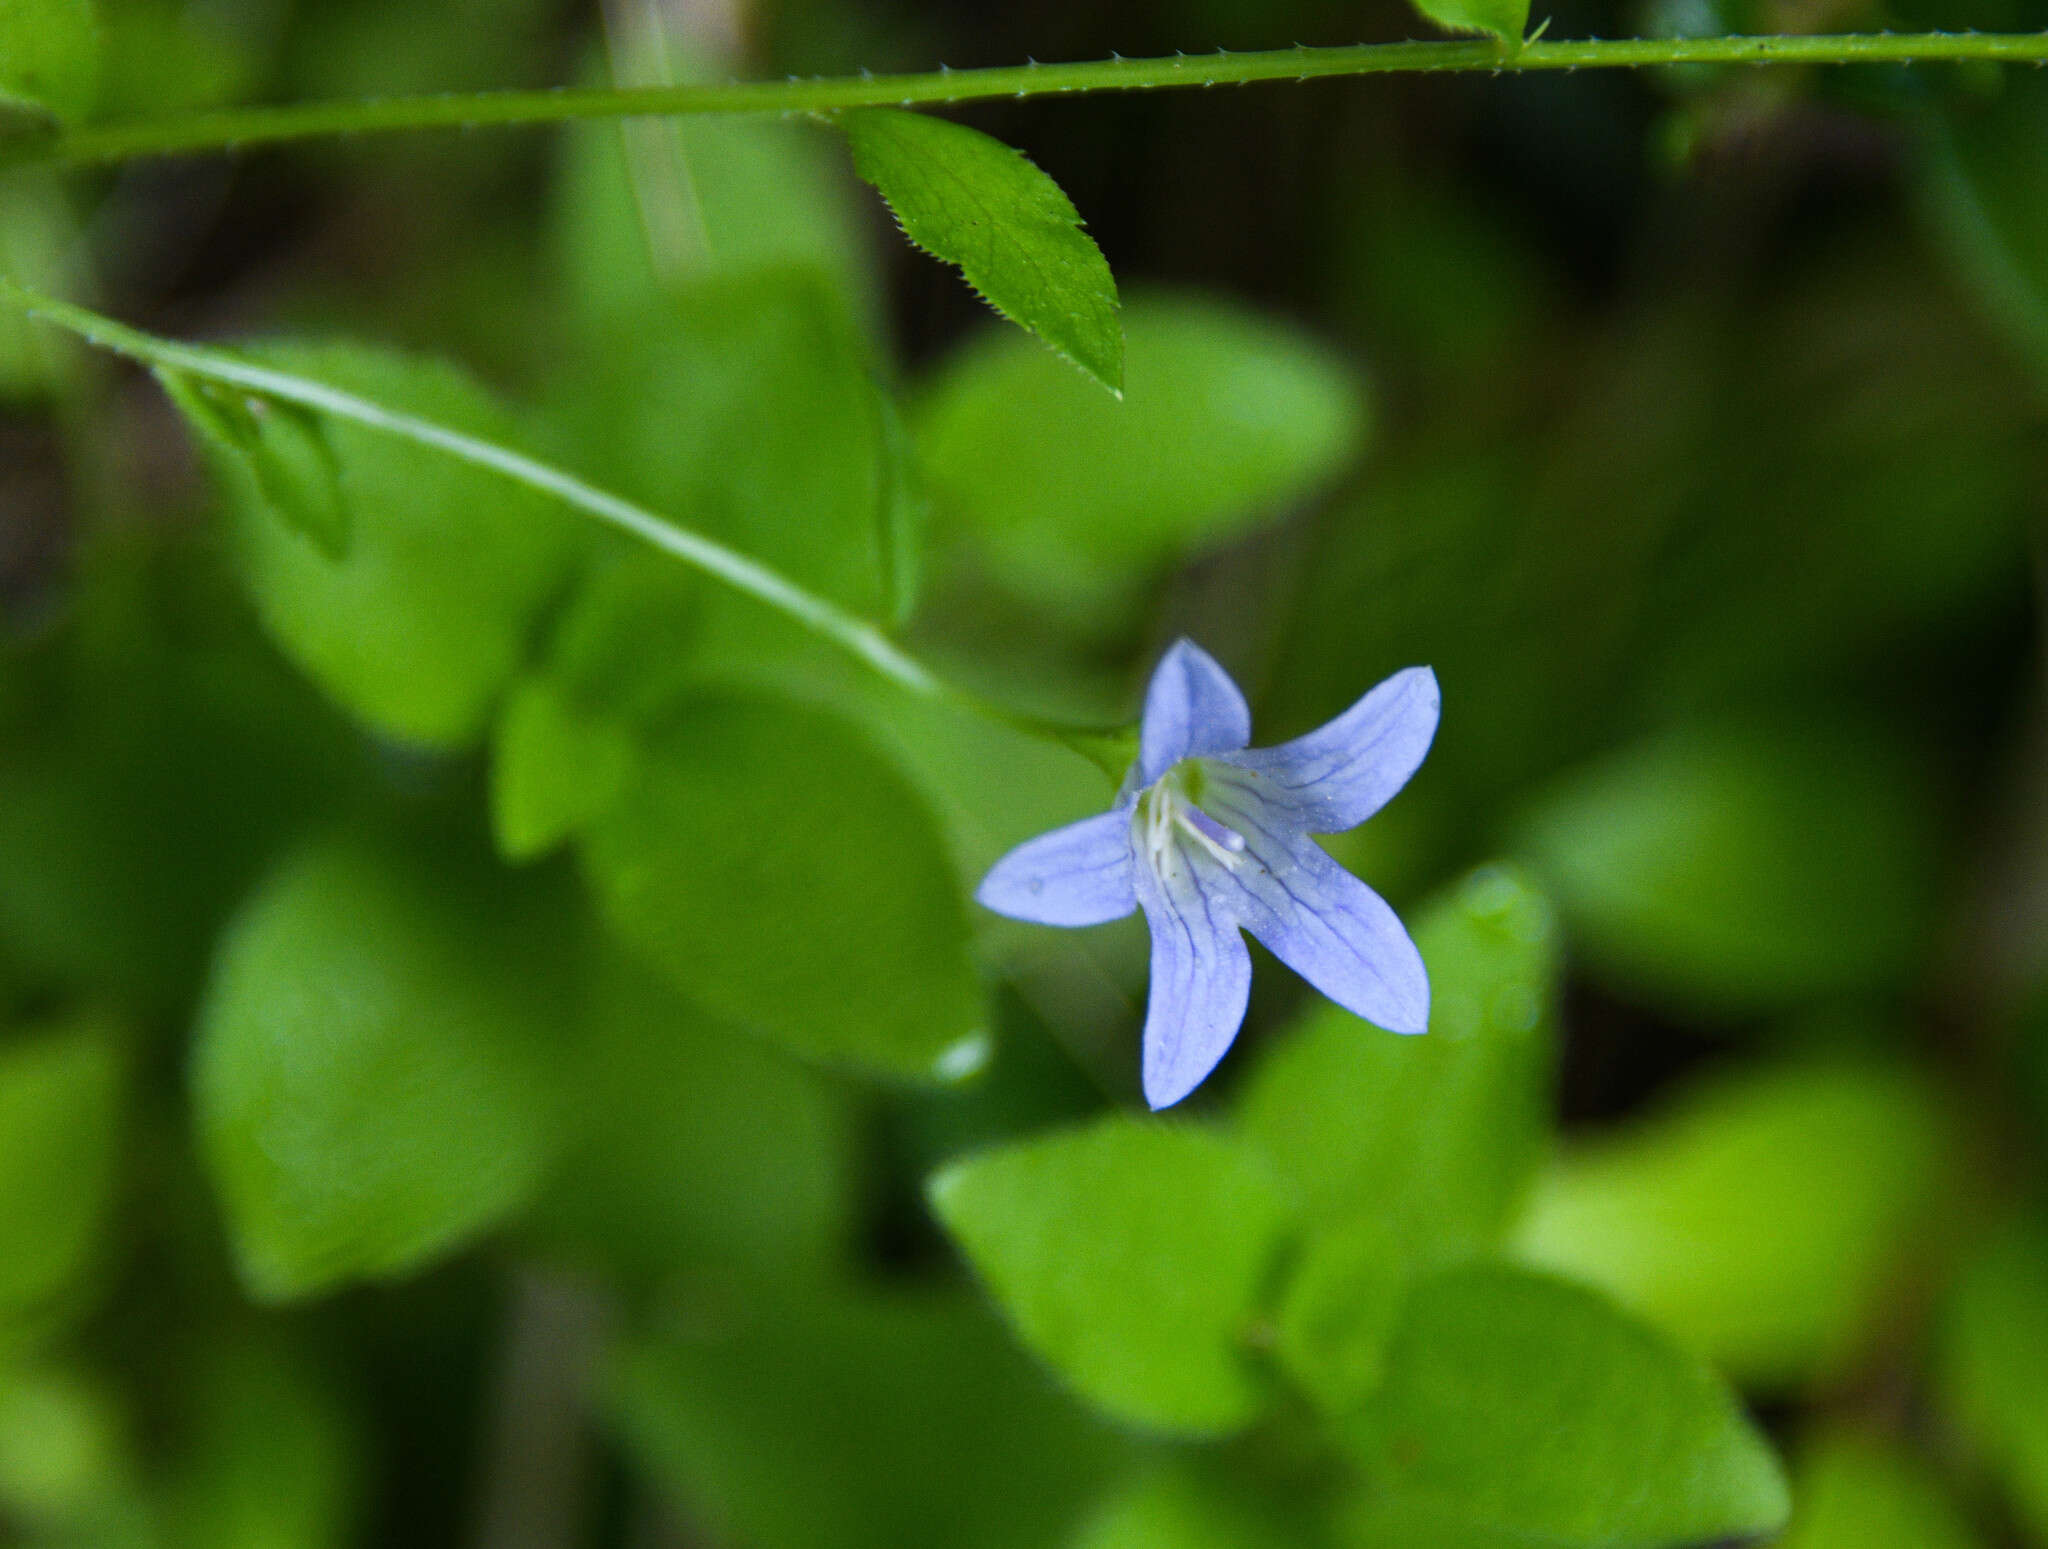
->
977, 640, 1439, 1110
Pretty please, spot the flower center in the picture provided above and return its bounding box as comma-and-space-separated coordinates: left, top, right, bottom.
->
1136, 763, 1247, 878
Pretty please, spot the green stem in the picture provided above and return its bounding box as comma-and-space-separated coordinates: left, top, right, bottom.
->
0, 278, 1112, 761
12, 31, 2047, 168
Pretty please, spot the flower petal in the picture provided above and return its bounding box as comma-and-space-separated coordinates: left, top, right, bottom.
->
1220, 666, 1439, 833
1197, 786, 1429, 1034
976, 810, 1137, 927
1139, 639, 1252, 786
1134, 849, 1252, 1109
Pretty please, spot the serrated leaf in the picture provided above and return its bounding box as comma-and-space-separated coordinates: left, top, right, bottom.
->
192, 830, 570, 1301
1515, 1056, 1956, 1388
1342, 1265, 1789, 1547
0, 1013, 122, 1340
928, 1116, 1294, 1435
166, 339, 583, 749
843, 107, 1122, 394
0, 0, 100, 122
1406, 0, 1528, 45
581, 690, 986, 1083
1238, 866, 1559, 1263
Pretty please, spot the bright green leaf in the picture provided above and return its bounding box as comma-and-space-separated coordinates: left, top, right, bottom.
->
0, 0, 100, 122
1405, 0, 1529, 46
1239, 866, 1559, 1263
1777, 1429, 1984, 1549
0, 1013, 121, 1340
1938, 1220, 2048, 1542
193, 830, 570, 1300
1072, 1467, 1322, 1549
912, 290, 1366, 622
608, 1290, 1125, 1549
1342, 1265, 1789, 1547
490, 676, 635, 862
168, 340, 582, 749
843, 107, 1122, 394
582, 691, 986, 1083
528, 953, 856, 1283
1514, 1056, 1956, 1388
1272, 1213, 1409, 1416
928, 1116, 1294, 1435
1515, 720, 1940, 1015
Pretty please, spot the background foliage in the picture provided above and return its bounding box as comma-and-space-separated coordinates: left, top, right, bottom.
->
5, 0, 2048, 1543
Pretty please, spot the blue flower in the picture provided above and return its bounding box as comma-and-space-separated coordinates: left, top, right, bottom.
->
978, 640, 1438, 1109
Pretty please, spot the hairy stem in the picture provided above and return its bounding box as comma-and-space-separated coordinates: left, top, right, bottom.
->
10, 32, 2047, 167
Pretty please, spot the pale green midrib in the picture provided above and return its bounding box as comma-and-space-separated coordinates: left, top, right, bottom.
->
22, 32, 2048, 167
0, 278, 945, 702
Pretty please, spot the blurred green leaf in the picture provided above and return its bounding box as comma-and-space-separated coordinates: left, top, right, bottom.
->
582, 691, 986, 1083
1778, 1429, 1984, 1549
158, 1338, 357, 1549
166, 341, 582, 749
928, 1115, 1294, 1435
1071, 1467, 1321, 1549
913, 290, 1366, 624
0, 1364, 134, 1534
1514, 1056, 1956, 1388
0, 1014, 121, 1341
843, 108, 1122, 394
529, 953, 856, 1284
1515, 719, 1940, 1015
547, 268, 913, 622
551, 49, 873, 329
161, 375, 350, 560
93, 0, 256, 118
1919, 70, 2048, 384
1406, 0, 1529, 45
193, 831, 570, 1301
609, 1290, 1125, 1549
1340, 1265, 1789, 1547
0, 0, 99, 122
0, 169, 69, 401
1271, 1212, 1409, 1416
1938, 1220, 2048, 1542
489, 675, 635, 863
1239, 866, 1559, 1262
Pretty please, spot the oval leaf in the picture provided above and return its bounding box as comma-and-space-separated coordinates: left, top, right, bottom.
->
1342, 1265, 1789, 1547
581, 691, 987, 1083
928, 1116, 1294, 1435
843, 107, 1122, 394
193, 831, 569, 1301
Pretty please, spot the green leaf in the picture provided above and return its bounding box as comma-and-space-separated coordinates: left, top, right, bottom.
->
528, 953, 856, 1283
608, 1290, 1126, 1549
0, 0, 100, 122
1514, 1056, 1956, 1388
842, 107, 1122, 394
581, 690, 986, 1083
1239, 866, 1559, 1263
192, 830, 570, 1301
1777, 1429, 1984, 1549
166, 340, 582, 749
159, 372, 350, 560
928, 1116, 1294, 1435
1938, 1220, 2048, 1542
489, 675, 635, 862
1072, 1467, 1322, 1549
0, 1364, 133, 1532
1341, 1265, 1789, 1548
0, 1013, 122, 1340
912, 290, 1366, 623
1405, 0, 1529, 46
1515, 719, 1940, 1015
158, 1338, 357, 1549
546, 269, 913, 622
1271, 1213, 1410, 1416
